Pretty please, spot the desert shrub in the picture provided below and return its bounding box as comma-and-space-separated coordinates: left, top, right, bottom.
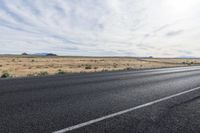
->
94, 66, 98, 69
113, 63, 117, 68
125, 67, 133, 71
85, 65, 92, 69
37, 71, 48, 76
36, 66, 41, 68
1, 71, 11, 78
0, 65, 2, 67
57, 69, 66, 75
31, 59, 35, 62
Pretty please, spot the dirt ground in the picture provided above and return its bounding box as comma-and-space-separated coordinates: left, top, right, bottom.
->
0, 56, 200, 77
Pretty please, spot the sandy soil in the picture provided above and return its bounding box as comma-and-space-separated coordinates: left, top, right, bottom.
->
0, 56, 200, 77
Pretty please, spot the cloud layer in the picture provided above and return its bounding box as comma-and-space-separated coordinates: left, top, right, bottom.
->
0, 0, 200, 57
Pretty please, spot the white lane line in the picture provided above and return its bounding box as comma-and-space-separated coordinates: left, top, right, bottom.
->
53, 86, 200, 133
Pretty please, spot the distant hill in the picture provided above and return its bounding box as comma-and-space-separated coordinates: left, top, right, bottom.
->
31, 53, 57, 56
21, 52, 28, 55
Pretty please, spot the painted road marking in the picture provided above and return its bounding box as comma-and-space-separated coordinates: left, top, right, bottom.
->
53, 86, 200, 133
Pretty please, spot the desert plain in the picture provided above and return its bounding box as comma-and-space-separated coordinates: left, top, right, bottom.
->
0, 55, 200, 78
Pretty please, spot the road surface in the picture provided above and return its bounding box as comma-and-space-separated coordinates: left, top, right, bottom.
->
0, 66, 200, 133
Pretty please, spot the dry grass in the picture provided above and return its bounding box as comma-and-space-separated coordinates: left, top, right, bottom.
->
0, 56, 200, 77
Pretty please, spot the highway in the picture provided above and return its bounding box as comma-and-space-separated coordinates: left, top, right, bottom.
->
0, 66, 200, 133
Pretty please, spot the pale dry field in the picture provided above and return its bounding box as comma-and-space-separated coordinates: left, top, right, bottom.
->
0, 56, 200, 77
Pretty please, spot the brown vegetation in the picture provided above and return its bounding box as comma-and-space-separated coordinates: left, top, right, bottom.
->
0, 56, 200, 78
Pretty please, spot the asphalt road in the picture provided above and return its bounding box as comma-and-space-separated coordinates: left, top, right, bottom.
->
0, 66, 200, 133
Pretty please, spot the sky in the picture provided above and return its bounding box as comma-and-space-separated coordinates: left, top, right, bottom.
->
0, 0, 200, 57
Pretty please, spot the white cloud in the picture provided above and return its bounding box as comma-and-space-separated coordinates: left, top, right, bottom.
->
0, 0, 200, 57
